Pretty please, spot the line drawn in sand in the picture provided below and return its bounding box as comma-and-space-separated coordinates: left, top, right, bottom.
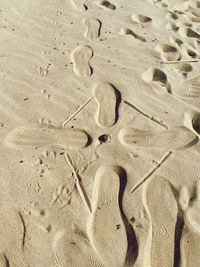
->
129, 151, 172, 193
123, 100, 169, 130
62, 96, 94, 127
64, 153, 92, 214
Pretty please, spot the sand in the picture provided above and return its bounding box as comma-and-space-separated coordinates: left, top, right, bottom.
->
0, 0, 200, 266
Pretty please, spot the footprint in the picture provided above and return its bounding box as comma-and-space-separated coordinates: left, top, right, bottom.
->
119, 28, 146, 42
191, 39, 200, 53
184, 111, 200, 135
155, 43, 180, 61
0, 209, 29, 267
173, 2, 189, 12
166, 22, 179, 32
169, 37, 183, 47
93, 81, 121, 128
142, 176, 178, 267
191, 9, 200, 22
179, 181, 200, 267
187, 49, 197, 58
191, 16, 200, 22
6, 127, 89, 149
179, 27, 200, 39
71, 0, 88, 10
53, 226, 105, 267
176, 63, 193, 73
71, 45, 93, 77
87, 165, 138, 267
96, 0, 116, 10
176, 77, 200, 98
142, 67, 172, 94
131, 14, 152, 24
83, 18, 101, 39
191, 9, 200, 17
118, 126, 198, 151
165, 11, 179, 20
175, 63, 193, 78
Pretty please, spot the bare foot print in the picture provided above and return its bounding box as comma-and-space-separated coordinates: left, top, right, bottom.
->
179, 181, 200, 267
179, 27, 200, 39
53, 226, 105, 267
177, 77, 200, 98
143, 176, 178, 267
87, 165, 138, 267
0, 208, 29, 267
83, 18, 101, 39
142, 67, 172, 94
191, 8, 200, 22
118, 126, 198, 151
155, 43, 181, 61
71, 45, 93, 77
175, 63, 193, 79
6, 127, 90, 149
166, 21, 179, 32
119, 28, 146, 42
93, 81, 121, 128
131, 14, 152, 24
71, 0, 88, 10
96, 0, 116, 10
184, 111, 200, 136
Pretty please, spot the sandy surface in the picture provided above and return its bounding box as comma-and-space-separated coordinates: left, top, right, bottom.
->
0, 0, 200, 266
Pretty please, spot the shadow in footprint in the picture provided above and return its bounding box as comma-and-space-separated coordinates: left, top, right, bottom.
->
184, 111, 200, 136
98, 0, 116, 10
179, 181, 200, 266
142, 67, 172, 94
118, 168, 138, 266
168, 184, 184, 267
155, 43, 180, 61
131, 14, 152, 24
179, 27, 200, 39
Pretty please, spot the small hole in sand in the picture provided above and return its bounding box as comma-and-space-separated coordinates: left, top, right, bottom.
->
98, 134, 111, 143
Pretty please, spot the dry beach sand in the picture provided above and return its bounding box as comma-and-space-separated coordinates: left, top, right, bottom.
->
1, 0, 200, 266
